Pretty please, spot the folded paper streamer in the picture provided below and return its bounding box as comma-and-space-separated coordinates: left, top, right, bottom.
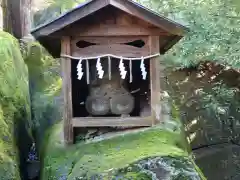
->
140, 57, 147, 80
119, 57, 127, 79
77, 58, 83, 80
67, 53, 160, 83
96, 57, 104, 79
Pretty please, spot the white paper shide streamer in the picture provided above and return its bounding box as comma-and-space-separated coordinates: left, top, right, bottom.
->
70, 53, 160, 82
96, 58, 104, 79
119, 57, 127, 79
77, 58, 84, 80
140, 57, 147, 80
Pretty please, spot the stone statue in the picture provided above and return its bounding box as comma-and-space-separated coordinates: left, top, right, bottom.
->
85, 61, 134, 116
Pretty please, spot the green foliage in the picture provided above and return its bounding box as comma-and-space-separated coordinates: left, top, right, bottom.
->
200, 82, 239, 120
45, 0, 85, 13
164, 65, 240, 148
0, 31, 31, 179
34, 0, 86, 27
135, 0, 240, 69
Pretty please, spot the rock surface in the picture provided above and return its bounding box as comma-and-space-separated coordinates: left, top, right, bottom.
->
40, 121, 205, 180
0, 31, 31, 179
163, 63, 240, 180
194, 144, 240, 180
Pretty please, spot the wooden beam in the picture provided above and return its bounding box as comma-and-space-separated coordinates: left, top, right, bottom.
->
61, 36, 73, 145
71, 36, 149, 45
66, 24, 170, 36
72, 44, 150, 58
72, 117, 152, 127
149, 36, 161, 125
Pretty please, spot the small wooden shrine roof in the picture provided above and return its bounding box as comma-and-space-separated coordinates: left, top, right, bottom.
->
31, 0, 189, 57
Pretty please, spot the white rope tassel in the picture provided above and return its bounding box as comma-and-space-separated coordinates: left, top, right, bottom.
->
119, 57, 127, 79
77, 58, 84, 80
86, 59, 90, 84
108, 56, 111, 80
140, 57, 147, 80
129, 59, 133, 83
96, 57, 104, 79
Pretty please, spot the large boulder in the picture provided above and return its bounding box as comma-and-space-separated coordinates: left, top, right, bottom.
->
194, 144, 240, 180
163, 62, 240, 179
23, 40, 62, 151
0, 31, 31, 179
40, 119, 205, 179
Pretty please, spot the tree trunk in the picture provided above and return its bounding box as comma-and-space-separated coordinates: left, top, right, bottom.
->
0, 0, 3, 29
2, 0, 13, 34
2, 0, 32, 39
21, 0, 32, 37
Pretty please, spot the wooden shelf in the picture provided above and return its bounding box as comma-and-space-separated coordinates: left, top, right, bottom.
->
72, 116, 153, 127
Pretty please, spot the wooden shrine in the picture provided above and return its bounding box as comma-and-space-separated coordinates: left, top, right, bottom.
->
31, 0, 188, 144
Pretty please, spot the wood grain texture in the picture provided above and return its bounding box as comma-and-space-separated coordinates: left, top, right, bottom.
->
149, 36, 161, 125
72, 117, 152, 127
109, 0, 186, 35
71, 36, 149, 45
67, 24, 169, 37
72, 44, 150, 58
55, 7, 169, 37
61, 36, 73, 145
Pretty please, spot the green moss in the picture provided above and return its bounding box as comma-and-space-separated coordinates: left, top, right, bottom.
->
23, 40, 62, 151
111, 171, 152, 180
41, 121, 203, 179
109, 156, 205, 180
0, 31, 31, 179
24, 41, 61, 93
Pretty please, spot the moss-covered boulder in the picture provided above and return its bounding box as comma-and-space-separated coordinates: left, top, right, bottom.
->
41, 120, 205, 179
0, 31, 31, 179
23, 40, 62, 151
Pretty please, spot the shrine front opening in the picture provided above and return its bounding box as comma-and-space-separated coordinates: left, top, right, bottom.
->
71, 57, 151, 118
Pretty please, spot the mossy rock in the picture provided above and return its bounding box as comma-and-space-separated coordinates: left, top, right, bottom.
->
109, 156, 203, 180
0, 31, 31, 179
41, 121, 205, 180
22, 39, 62, 151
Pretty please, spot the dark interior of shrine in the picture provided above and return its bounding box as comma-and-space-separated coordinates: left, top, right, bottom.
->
71, 57, 151, 118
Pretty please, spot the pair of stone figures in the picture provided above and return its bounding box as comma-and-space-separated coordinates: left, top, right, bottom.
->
83, 57, 150, 117
85, 76, 135, 116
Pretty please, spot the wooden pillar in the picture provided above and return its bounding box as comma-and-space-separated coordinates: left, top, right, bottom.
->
61, 36, 73, 144
149, 36, 161, 125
